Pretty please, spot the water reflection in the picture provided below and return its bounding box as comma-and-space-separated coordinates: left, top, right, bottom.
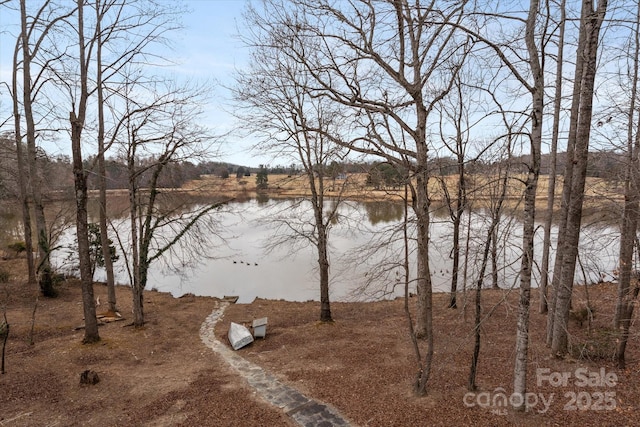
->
2, 196, 621, 303
120, 199, 620, 303
255, 193, 271, 205
362, 201, 405, 224
0, 204, 23, 245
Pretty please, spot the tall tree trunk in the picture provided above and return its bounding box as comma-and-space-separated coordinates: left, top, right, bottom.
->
318, 230, 332, 322
72, 110, 99, 343
308, 163, 332, 322
540, 0, 566, 315
547, 0, 590, 346
11, 28, 35, 285
401, 182, 424, 394
95, 0, 117, 313
513, 0, 544, 410
551, 0, 607, 356
468, 259, 482, 391
132, 155, 164, 327
449, 203, 461, 307
614, 0, 640, 368
128, 154, 143, 327
414, 170, 434, 395
12, 122, 35, 285
413, 78, 434, 384
129, 183, 147, 328
132, 252, 147, 327
72, 0, 100, 343
491, 218, 499, 289
19, 0, 54, 297
449, 99, 467, 308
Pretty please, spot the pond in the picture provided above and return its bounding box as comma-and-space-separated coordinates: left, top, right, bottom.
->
116, 198, 622, 303
93, 197, 416, 303
3, 196, 621, 303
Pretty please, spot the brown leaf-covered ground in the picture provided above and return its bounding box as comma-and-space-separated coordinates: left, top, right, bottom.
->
1, 256, 638, 426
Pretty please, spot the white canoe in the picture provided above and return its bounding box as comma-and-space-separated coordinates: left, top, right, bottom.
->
228, 322, 254, 350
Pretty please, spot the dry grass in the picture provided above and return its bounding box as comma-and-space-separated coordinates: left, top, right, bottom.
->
180, 173, 621, 219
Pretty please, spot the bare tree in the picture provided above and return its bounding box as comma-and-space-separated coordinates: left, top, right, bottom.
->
70, 0, 100, 343
512, 0, 546, 408
549, 0, 608, 357
235, 12, 354, 322
434, 74, 470, 309
539, 0, 566, 315
18, 0, 51, 294
92, 0, 182, 314
451, 0, 548, 407
44, 0, 185, 334
469, 137, 512, 391
118, 80, 223, 327
613, 1, 640, 369
13, 0, 75, 294
247, 0, 472, 394
94, 0, 116, 313
11, 25, 35, 285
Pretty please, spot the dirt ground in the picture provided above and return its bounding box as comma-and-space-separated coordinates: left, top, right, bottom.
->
1, 255, 639, 426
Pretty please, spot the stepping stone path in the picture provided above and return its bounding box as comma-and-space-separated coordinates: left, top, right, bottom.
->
200, 301, 352, 427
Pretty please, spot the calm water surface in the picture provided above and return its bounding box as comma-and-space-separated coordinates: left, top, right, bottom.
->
3, 196, 618, 303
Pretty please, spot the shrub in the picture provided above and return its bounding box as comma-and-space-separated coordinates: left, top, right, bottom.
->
570, 328, 616, 362
7, 241, 26, 256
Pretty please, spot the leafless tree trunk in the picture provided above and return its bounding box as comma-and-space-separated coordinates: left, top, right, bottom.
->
308, 151, 337, 323
126, 132, 142, 326
435, 76, 469, 309
550, 0, 608, 357
126, 159, 225, 327
11, 25, 35, 285
454, 0, 547, 405
539, 0, 566, 315
462, 198, 473, 320
90, 0, 181, 314
17, 0, 71, 296
234, 16, 355, 322
117, 80, 221, 327
20, 0, 51, 295
71, 0, 100, 343
490, 224, 499, 289
451, 161, 467, 304
513, 0, 546, 409
400, 181, 425, 394
614, 0, 640, 369
94, 0, 117, 313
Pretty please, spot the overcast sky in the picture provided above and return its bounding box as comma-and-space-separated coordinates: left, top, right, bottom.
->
0, 0, 274, 167
175, 0, 265, 166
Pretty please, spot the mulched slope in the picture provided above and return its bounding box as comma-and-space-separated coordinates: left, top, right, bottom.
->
0, 258, 294, 427
218, 285, 639, 426
2, 253, 638, 426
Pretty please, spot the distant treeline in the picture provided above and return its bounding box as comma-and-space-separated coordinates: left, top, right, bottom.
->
0, 136, 628, 199
431, 151, 626, 181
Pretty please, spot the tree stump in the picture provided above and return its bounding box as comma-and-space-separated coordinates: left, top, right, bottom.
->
79, 369, 100, 385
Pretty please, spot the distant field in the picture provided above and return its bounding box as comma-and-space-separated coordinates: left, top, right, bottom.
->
182, 173, 623, 208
